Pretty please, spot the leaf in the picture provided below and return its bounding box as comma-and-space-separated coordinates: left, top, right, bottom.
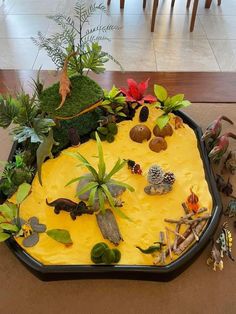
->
65, 175, 88, 187
46, 229, 73, 245
170, 94, 184, 104
102, 100, 111, 105
97, 187, 105, 214
0, 232, 11, 242
77, 181, 98, 197
104, 158, 126, 182
16, 183, 31, 205
154, 85, 168, 102
88, 186, 98, 207
0, 203, 16, 220
0, 223, 19, 232
95, 132, 106, 181
109, 179, 135, 192
0, 96, 19, 128
101, 184, 131, 221
156, 114, 170, 130
117, 112, 127, 117
172, 100, 191, 111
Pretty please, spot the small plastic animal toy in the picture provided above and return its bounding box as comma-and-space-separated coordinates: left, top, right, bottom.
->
174, 116, 184, 129
216, 222, 234, 261
207, 241, 224, 271
208, 133, 236, 163
46, 198, 94, 220
202, 116, 233, 144
224, 199, 236, 218
224, 150, 236, 174
127, 159, 142, 175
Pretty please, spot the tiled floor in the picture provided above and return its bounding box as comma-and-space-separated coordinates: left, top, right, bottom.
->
0, 0, 236, 71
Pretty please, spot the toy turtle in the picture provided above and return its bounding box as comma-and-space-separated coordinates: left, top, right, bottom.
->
216, 222, 234, 261
224, 199, 236, 218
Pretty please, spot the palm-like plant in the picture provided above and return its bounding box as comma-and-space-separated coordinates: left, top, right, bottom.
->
66, 133, 134, 219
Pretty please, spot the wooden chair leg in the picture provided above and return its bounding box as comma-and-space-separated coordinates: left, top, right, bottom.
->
120, 0, 125, 9
218, 0, 221, 5
151, 0, 159, 32
205, 0, 213, 9
143, 0, 147, 9
190, 0, 199, 32
107, 0, 111, 5
171, 0, 175, 8
186, 0, 191, 9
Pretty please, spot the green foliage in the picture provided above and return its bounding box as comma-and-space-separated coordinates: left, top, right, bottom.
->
91, 122, 118, 143
90, 242, 121, 264
0, 152, 34, 197
46, 229, 73, 245
102, 85, 127, 118
32, 0, 122, 75
66, 133, 134, 219
153, 85, 191, 129
16, 183, 31, 205
0, 92, 55, 143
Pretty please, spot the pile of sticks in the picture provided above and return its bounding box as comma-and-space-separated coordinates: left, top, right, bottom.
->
153, 203, 211, 265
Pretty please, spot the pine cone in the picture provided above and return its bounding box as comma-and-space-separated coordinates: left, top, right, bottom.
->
163, 172, 175, 185
147, 165, 164, 185
139, 106, 149, 122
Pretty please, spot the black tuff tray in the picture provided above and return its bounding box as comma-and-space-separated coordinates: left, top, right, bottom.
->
3, 111, 222, 281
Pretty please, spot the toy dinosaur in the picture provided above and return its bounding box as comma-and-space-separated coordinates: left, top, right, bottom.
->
208, 133, 236, 163
216, 222, 234, 261
36, 129, 58, 186
224, 150, 236, 174
174, 116, 184, 129
216, 174, 233, 196
224, 199, 236, 218
56, 52, 77, 110
202, 116, 233, 144
46, 198, 94, 220
207, 241, 223, 271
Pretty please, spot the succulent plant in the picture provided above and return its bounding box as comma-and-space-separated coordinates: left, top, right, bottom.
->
90, 242, 121, 264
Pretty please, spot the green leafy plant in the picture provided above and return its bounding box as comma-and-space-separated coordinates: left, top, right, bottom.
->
91, 122, 118, 143
153, 85, 191, 129
0, 183, 31, 242
102, 85, 127, 118
0, 92, 55, 143
46, 229, 73, 246
91, 242, 121, 264
66, 133, 134, 219
32, 0, 122, 75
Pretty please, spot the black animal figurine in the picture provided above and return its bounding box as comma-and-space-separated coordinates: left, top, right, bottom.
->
46, 198, 94, 220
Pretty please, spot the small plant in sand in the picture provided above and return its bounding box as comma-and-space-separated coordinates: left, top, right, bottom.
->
153, 85, 191, 129
102, 85, 127, 118
66, 133, 134, 219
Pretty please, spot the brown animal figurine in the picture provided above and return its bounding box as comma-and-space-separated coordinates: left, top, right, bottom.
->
46, 198, 94, 220
225, 150, 236, 175
207, 241, 223, 271
56, 52, 77, 110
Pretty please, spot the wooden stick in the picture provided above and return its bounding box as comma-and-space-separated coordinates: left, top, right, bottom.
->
173, 223, 181, 251
165, 227, 173, 260
166, 226, 185, 240
175, 221, 207, 255
182, 202, 190, 214
164, 213, 211, 225
160, 231, 166, 264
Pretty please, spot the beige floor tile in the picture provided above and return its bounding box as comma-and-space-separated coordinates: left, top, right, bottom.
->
210, 40, 236, 71
0, 14, 50, 38
199, 15, 236, 39
101, 38, 157, 71
153, 38, 220, 71
198, 0, 236, 16
101, 14, 153, 39
105, 0, 153, 15
9, 0, 61, 15
152, 15, 206, 39
0, 38, 38, 69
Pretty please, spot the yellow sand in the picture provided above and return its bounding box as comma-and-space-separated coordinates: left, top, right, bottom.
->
14, 107, 212, 265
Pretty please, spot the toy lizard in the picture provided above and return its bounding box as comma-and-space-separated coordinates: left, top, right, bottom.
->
216, 222, 234, 261
207, 241, 223, 271
46, 198, 94, 220
56, 51, 77, 110
36, 129, 58, 186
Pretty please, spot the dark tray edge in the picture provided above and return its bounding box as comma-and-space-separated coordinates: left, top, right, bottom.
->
4, 110, 222, 281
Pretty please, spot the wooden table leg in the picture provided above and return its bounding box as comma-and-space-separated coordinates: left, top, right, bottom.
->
151, 0, 159, 32
190, 0, 199, 32
107, 0, 111, 5
218, 0, 221, 5
120, 0, 125, 9
205, 0, 212, 9
186, 0, 191, 9
171, 0, 175, 8
143, 0, 147, 9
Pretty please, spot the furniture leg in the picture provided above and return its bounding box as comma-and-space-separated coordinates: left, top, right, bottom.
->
205, 0, 212, 9
120, 0, 125, 9
107, 0, 111, 5
151, 0, 159, 32
190, 0, 199, 32
171, 0, 175, 8
218, 0, 221, 5
187, 0, 191, 9
143, 0, 147, 9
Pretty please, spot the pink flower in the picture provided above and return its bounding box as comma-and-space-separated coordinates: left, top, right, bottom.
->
120, 78, 156, 105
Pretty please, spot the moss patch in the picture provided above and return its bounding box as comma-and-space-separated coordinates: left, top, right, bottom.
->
40, 75, 104, 118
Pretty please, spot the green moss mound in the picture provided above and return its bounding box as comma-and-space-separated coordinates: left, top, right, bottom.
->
40, 75, 104, 118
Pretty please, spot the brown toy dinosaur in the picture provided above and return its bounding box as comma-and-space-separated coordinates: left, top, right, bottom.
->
56, 52, 77, 111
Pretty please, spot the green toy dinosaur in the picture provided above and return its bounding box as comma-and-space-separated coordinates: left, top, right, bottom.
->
36, 129, 58, 186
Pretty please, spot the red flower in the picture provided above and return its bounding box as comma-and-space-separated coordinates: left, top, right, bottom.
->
120, 78, 156, 105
